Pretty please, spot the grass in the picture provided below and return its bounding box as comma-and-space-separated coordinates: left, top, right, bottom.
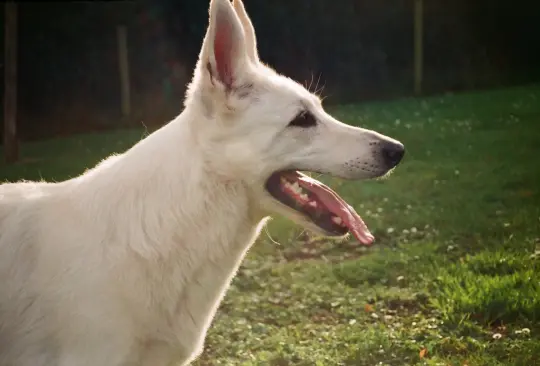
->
2, 84, 540, 365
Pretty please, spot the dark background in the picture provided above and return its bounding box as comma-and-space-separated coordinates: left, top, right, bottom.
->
2, 0, 539, 141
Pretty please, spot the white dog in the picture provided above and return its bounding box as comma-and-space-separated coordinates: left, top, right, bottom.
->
0, 0, 404, 365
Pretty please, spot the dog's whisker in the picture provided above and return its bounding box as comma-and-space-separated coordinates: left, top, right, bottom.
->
296, 229, 308, 240
307, 72, 315, 93
263, 225, 281, 246
315, 84, 326, 97
314, 73, 321, 94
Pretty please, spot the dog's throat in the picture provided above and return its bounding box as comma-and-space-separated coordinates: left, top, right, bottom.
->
265, 171, 374, 245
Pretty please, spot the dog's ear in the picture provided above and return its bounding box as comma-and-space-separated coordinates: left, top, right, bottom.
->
232, 0, 258, 62
199, 0, 249, 91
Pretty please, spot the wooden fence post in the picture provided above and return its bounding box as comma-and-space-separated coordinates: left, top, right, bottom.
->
4, 1, 19, 164
414, 0, 424, 95
117, 25, 131, 118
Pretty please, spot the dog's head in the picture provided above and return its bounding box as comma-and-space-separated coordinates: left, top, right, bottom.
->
186, 0, 405, 244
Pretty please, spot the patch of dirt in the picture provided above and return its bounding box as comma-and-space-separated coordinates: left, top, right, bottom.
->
310, 309, 340, 325
282, 233, 371, 263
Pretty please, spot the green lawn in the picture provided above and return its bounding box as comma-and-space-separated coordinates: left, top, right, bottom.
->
2, 85, 540, 365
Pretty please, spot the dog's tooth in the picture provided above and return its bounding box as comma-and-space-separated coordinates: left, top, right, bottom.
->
308, 201, 318, 208
300, 194, 309, 201
332, 216, 343, 225
280, 177, 288, 186
291, 182, 301, 193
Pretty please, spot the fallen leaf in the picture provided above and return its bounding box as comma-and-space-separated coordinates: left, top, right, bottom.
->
517, 190, 534, 197
364, 304, 374, 313
419, 348, 427, 358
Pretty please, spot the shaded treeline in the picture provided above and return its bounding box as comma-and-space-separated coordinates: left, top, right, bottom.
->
1, 0, 539, 141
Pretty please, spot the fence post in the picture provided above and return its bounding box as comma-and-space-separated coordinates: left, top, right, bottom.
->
414, 0, 424, 95
117, 25, 131, 118
4, 1, 19, 164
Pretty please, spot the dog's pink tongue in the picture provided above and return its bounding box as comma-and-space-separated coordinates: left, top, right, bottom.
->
297, 174, 374, 245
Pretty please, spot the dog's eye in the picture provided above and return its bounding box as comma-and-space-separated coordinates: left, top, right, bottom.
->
288, 111, 317, 128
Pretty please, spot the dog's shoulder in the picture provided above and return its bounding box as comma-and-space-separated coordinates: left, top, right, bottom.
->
0, 181, 52, 226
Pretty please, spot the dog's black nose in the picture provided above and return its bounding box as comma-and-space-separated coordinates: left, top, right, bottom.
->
382, 142, 405, 168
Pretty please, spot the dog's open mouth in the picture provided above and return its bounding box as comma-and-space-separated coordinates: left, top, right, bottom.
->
265, 171, 374, 245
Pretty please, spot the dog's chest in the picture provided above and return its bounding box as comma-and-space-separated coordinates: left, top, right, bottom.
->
130, 211, 266, 361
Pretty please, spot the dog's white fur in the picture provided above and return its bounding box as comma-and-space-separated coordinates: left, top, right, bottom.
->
0, 1, 403, 365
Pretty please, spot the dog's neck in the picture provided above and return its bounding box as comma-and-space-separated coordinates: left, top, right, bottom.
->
68, 108, 269, 351
72, 109, 264, 259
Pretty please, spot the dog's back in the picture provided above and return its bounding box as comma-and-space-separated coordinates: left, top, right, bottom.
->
0, 182, 57, 365
0, 179, 142, 366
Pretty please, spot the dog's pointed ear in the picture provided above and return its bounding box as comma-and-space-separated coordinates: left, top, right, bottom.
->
199, 0, 249, 90
232, 0, 258, 62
